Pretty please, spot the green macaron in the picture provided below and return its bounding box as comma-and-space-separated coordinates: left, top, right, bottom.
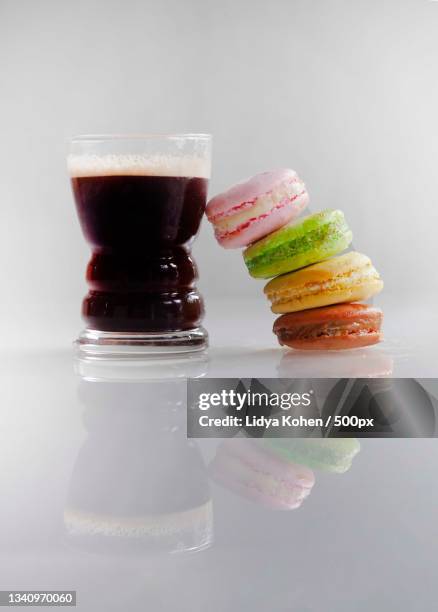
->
243, 209, 353, 279
260, 438, 360, 473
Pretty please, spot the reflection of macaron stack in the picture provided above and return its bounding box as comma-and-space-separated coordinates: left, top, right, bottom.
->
260, 437, 361, 474
206, 171, 384, 350
209, 437, 315, 510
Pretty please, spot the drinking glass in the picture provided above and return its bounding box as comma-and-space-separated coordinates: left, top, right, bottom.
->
68, 134, 211, 356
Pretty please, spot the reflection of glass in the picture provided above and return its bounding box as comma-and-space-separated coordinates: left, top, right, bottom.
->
65, 377, 213, 554
68, 134, 211, 356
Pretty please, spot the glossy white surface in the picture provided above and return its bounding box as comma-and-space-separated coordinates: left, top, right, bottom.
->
11, 293, 438, 378
200, 295, 435, 377
1, 334, 437, 610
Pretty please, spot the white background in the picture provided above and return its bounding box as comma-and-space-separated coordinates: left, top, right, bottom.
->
1, 0, 437, 347
1, 6, 438, 607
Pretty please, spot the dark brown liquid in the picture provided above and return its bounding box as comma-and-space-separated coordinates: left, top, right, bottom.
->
71, 174, 208, 332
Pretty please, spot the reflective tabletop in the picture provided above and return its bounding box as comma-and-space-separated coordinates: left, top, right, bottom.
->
1, 326, 437, 610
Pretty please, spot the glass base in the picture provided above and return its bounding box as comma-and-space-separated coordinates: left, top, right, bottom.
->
76, 327, 208, 358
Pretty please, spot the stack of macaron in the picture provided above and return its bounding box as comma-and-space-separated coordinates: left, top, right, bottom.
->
206, 169, 384, 350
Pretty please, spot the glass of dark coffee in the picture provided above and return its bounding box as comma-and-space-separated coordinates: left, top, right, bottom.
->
68, 134, 211, 356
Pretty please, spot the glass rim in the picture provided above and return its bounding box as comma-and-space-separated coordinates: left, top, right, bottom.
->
70, 133, 212, 144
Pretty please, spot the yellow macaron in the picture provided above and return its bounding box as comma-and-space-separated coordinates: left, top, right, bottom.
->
264, 251, 384, 314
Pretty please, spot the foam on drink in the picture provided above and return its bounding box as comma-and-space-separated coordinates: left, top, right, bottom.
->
67, 154, 211, 179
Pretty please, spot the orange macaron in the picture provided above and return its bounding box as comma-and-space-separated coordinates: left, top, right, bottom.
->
273, 303, 383, 350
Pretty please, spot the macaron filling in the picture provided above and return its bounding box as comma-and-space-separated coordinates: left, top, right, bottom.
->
244, 210, 352, 277
277, 319, 381, 341
273, 304, 383, 350
268, 266, 382, 307
213, 183, 307, 241
207, 174, 304, 220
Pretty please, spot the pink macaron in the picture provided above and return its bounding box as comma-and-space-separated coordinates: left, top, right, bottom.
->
206, 169, 309, 248
209, 438, 315, 510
